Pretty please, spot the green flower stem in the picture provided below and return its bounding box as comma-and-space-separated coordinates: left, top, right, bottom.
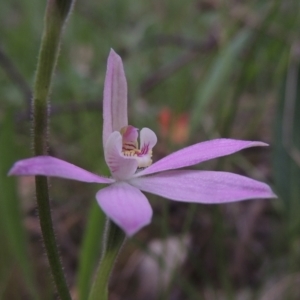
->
88, 219, 126, 300
32, 1, 73, 299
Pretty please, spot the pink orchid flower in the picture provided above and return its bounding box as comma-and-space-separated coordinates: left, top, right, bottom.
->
9, 49, 276, 236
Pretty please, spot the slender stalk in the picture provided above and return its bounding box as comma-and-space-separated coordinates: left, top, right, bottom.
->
88, 219, 126, 300
32, 1, 74, 299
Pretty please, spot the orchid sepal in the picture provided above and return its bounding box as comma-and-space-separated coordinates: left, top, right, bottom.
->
102, 49, 128, 146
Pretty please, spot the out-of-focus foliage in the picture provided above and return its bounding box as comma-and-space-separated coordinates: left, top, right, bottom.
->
1, 0, 300, 299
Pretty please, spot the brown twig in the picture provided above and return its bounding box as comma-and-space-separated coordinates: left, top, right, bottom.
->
139, 33, 218, 95
229, 5, 295, 43
16, 32, 218, 122
0, 45, 32, 107
152, 34, 217, 51
17, 100, 102, 122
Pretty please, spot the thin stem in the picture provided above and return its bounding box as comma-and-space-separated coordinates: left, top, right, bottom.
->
32, 1, 74, 299
88, 219, 126, 300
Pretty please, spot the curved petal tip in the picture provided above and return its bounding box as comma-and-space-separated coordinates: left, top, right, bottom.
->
96, 182, 153, 236
8, 156, 114, 184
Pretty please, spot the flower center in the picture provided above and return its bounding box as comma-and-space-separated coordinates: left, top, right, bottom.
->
120, 125, 154, 168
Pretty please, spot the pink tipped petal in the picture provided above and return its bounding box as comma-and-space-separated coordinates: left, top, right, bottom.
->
8, 156, 114, 184
105, 131, 138, 180
140, 128, 157, 152
129, 170, 276, 203
96, 182, 153, 236
103, 49, 128, 145
135, 139, 268, 177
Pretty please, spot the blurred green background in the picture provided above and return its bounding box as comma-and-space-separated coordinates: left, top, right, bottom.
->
1, 0, 300, 299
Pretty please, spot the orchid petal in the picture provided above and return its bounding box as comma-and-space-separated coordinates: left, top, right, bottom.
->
96, 182, 152, 236
103, 49, 128, 146
122, 125, 138, 142
8, 156, 114, 184
140, 127, 157, 152
135, 139, 268, 177
129, 170, 276, 203
104, 131, 138, 180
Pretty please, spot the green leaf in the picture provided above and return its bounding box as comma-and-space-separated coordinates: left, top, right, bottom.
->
77, 201, 106, 300
273, 62, 300, 232
0, 107, 38, 299
190, 29, 252, 134
88, 220, 125, 300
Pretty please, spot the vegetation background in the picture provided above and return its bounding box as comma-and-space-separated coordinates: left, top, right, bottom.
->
1, 0, 300, 299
